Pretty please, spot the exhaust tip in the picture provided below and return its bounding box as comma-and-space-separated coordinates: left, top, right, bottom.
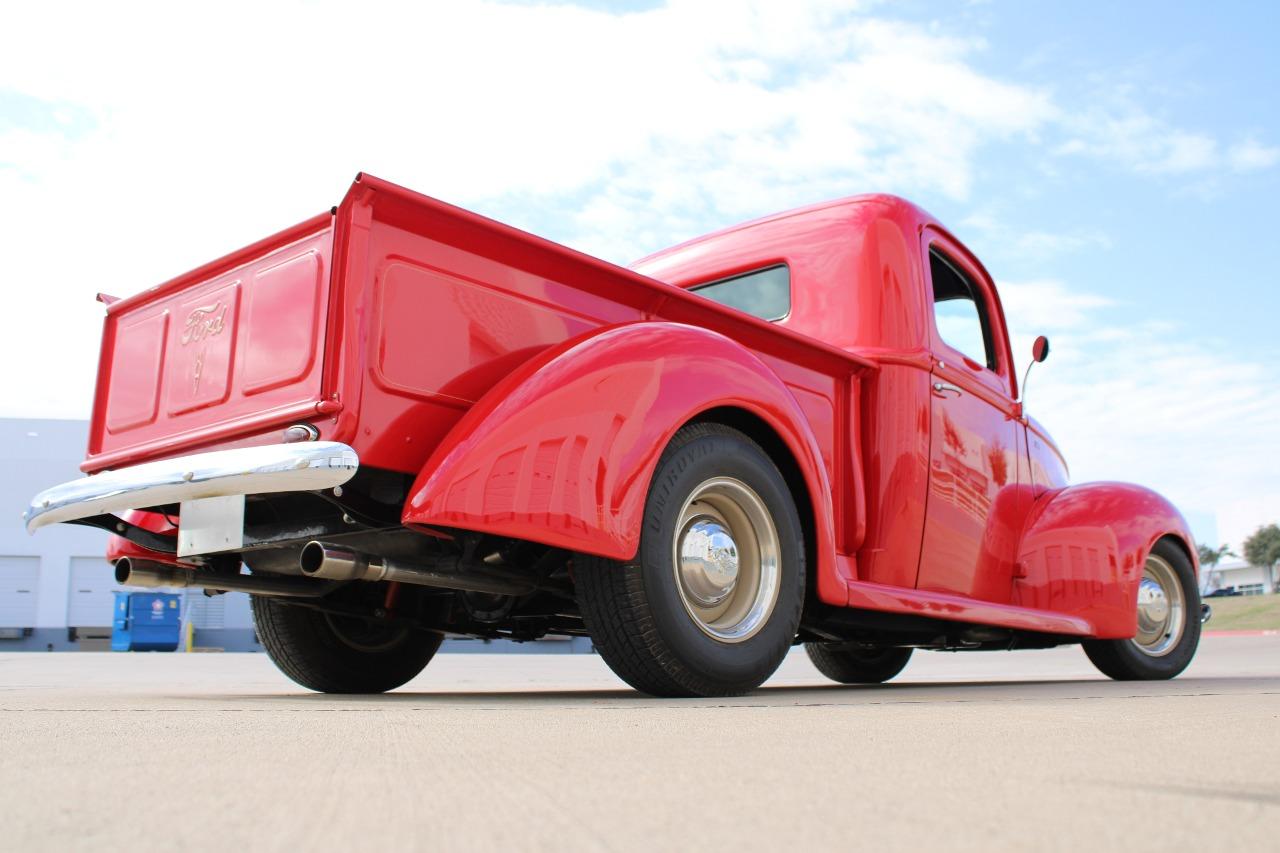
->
299, 541, 368, 581
114, 558, 133, 585
299, 541, 326, 576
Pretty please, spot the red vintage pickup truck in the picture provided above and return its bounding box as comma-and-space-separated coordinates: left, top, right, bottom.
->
28, 173, 1203, 696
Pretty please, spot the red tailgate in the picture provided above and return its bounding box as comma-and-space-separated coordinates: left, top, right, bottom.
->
85, 214, 335, 472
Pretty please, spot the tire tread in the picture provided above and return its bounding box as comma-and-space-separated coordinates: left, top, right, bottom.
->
1081, 538, 1201, 681
574, 422, 803, 697
805, 644, 912, 684
251, 595, 440, 694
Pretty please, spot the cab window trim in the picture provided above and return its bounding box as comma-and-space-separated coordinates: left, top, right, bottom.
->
929, 246, 1000, 374
690, 263, 792, 323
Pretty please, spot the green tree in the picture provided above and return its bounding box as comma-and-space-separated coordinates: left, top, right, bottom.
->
1243, 524, 1280, 593
1197, 543, 1235, 567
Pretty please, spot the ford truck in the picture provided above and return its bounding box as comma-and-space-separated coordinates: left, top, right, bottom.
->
27, 173, 1203, 696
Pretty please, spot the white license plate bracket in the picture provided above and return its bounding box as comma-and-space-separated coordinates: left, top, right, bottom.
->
177, 495, 246, 557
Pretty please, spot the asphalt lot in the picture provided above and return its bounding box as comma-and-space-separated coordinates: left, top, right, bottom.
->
1, 635, 1277, 852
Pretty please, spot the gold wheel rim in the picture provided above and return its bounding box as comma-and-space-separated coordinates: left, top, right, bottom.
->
1131, 554, 1185, 657
672, 477, 780, 643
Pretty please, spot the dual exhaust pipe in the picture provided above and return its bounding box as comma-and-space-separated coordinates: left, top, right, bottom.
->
116, 541, 554, 598
114, 557, 331, 597
298, 542, 541, 596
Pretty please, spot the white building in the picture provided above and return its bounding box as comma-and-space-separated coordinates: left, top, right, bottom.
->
1, 418, 589, 653
1203, 557, 1276, 597
2, 418, 259, 651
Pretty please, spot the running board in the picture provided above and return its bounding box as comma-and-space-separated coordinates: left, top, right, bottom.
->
844, 580, 1096, 638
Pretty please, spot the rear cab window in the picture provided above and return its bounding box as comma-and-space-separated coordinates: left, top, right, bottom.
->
691, 265, 790, 321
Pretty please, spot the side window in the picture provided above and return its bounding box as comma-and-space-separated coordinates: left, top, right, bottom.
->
930, 249, 996, 371
691, 265, 790, 321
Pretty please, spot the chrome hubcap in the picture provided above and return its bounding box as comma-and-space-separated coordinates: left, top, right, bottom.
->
677, 518, 740, 606
1132, 554, 1185, 657
672, 477, 780, 643
1137, 579, 1169, 625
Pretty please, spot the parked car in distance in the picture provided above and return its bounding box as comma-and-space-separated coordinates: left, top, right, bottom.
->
27, 173, 1203, 696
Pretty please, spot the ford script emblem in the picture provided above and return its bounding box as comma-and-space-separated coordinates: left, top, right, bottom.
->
182, 301, 227, 345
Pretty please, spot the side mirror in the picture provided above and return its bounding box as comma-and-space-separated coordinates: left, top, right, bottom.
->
1019, 335, 1050, 409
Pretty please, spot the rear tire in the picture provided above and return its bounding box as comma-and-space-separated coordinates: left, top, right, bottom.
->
574, 423, 805, 697
1082, 538, 1200, 681
251, 595, 441, 693
805, 644, 913, 684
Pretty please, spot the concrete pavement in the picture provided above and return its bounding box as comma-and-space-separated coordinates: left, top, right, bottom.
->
1, 636, 1277, 851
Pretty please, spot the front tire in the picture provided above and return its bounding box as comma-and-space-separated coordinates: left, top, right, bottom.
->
251, 596, 442, 693
1082, 538, 1201, 681
805, 644, 913, 684
574, 423, 805, 697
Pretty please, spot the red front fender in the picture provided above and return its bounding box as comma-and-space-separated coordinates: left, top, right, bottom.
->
1014, 482, 1197, 638
401, 322, 848, 604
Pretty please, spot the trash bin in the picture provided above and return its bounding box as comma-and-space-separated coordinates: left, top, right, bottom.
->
111, 592, 181, 652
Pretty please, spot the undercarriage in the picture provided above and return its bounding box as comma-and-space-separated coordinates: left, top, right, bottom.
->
94, 467, 1076, 654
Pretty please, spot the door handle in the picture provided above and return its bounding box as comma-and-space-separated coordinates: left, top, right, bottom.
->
932, 381, 962, 397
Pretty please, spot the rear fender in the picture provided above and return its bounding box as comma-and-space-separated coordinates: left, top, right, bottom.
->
402, 322, 847, 604
1014, 482, 1197, 638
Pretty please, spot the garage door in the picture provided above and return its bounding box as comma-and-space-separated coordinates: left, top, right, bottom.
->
0, 556, 40, 628
185, 591, 226, 629
68, 557, 117, 628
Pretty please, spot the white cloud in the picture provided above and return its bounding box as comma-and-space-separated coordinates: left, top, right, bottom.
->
960, 211, 1112, 263
0, 0, 1276, 549
1055, 112, 1220, 175
997, 279, 1112, 331
1054, 96, 1280, 179
0, 0, 1061, 416
1001, 280, 1280, 553
1227, 138, 1280, 172
1013, 230, 1112, 258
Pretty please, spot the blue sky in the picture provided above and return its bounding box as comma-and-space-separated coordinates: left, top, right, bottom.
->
1, 0, 1276, 549
901, 1, 1279, 361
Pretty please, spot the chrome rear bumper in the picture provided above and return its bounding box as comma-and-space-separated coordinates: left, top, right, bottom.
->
25, 441, 359, 534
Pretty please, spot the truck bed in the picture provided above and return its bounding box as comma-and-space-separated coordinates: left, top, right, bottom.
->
87, 214, 335, 471
88, 174, 874, 507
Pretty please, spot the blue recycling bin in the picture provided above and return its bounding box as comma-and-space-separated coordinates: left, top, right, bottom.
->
111, 592, 182, 652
